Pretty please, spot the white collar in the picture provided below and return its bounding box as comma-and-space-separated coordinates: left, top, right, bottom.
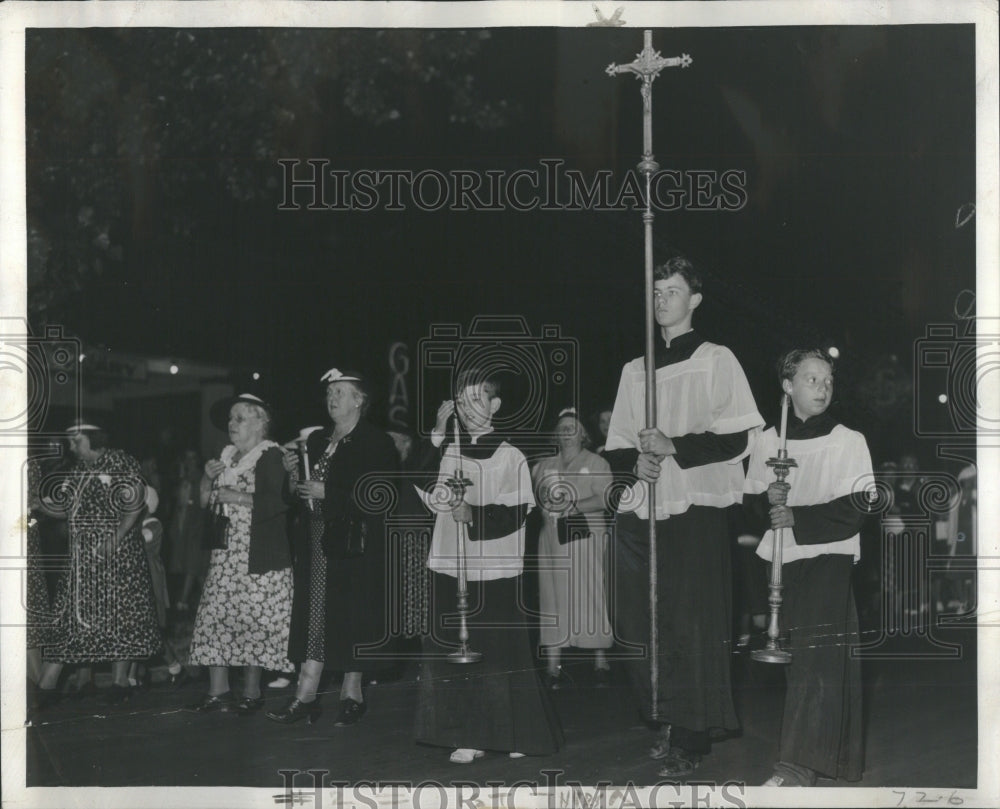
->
219, 440, 279, 482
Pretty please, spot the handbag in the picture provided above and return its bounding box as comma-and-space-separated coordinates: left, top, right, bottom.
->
324, 511, 369, 559
556, 512, 591, 546
204, 505, 229, 550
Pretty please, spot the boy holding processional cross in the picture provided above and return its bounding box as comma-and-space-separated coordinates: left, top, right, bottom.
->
603, 251, 764, 777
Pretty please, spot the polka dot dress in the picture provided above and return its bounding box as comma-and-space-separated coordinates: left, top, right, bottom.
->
45, 450, 161, 662
26, 459, 53, 649
304, 445, 334, 661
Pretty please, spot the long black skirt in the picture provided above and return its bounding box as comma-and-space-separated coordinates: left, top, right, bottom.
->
415, 572, 563, 755
778, 554, 864, 781
613, 507, 739, 734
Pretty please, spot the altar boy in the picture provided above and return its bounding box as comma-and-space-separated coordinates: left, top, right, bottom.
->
744, 349, 874, 786
413, 369, 562, 763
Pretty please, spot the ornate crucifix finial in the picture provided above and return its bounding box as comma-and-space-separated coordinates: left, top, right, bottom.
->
606, 31, 692, 174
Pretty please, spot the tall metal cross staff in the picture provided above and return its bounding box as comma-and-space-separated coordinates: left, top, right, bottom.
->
607, 30, 691, 722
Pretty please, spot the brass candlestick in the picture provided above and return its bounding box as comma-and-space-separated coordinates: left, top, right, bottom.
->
446, 420, 481, 665
752, 420, 798, 665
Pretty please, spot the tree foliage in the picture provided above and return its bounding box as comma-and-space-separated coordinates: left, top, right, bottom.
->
26, 28, 521, 326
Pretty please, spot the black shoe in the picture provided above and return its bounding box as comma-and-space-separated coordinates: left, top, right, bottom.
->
185, 692, 234, 713
234, 695, 265, 715
103, 684, 133, 705
265, 697, 321, 724
333, 698, 367, 726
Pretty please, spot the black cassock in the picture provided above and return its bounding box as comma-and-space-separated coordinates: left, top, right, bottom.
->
604, 330, 763, 751
744, 412, 871, 781
411, 429, 562, 755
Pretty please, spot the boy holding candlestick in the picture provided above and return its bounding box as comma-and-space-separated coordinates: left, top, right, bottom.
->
412, 368, 562, 763
743, 348, 875, 786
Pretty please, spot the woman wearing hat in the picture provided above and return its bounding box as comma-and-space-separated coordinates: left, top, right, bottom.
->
267, 369, 398, 726
186, 394, 296, 714
32, 423, 161, 710
532, 408, 614, 687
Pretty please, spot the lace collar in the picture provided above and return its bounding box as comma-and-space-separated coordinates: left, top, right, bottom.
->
219, 440, 279, 485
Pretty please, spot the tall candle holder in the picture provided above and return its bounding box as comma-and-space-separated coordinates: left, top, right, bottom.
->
446, 420, 482, 665
752, 394, 797, 665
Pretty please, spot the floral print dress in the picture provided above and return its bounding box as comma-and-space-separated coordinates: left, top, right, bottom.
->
188, 444, 294, 671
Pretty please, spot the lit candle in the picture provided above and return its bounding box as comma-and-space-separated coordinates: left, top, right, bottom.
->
453, 416, 461, 473
778, 393, 790, 452
299, 439, 313, 511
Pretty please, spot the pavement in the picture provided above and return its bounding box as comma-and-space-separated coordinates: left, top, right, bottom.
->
21, 624, 977, 791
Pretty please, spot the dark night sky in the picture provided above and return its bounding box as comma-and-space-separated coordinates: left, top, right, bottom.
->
25, 24, 977, 456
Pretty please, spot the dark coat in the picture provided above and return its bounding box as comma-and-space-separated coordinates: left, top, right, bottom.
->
288, 419, 399, 670
247, 446, 294, 574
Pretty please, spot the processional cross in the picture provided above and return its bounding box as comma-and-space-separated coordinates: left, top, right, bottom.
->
606, 31, 691, 723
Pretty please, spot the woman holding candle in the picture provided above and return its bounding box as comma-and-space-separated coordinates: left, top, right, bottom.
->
186, 394, 296, 714
743, 349, 874, 786
268, 369, 399, 726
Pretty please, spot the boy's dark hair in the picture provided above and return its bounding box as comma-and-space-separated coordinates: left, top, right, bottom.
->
454, 367, 501, 400
777, 348, 835, 383
653, 250, 702, 294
